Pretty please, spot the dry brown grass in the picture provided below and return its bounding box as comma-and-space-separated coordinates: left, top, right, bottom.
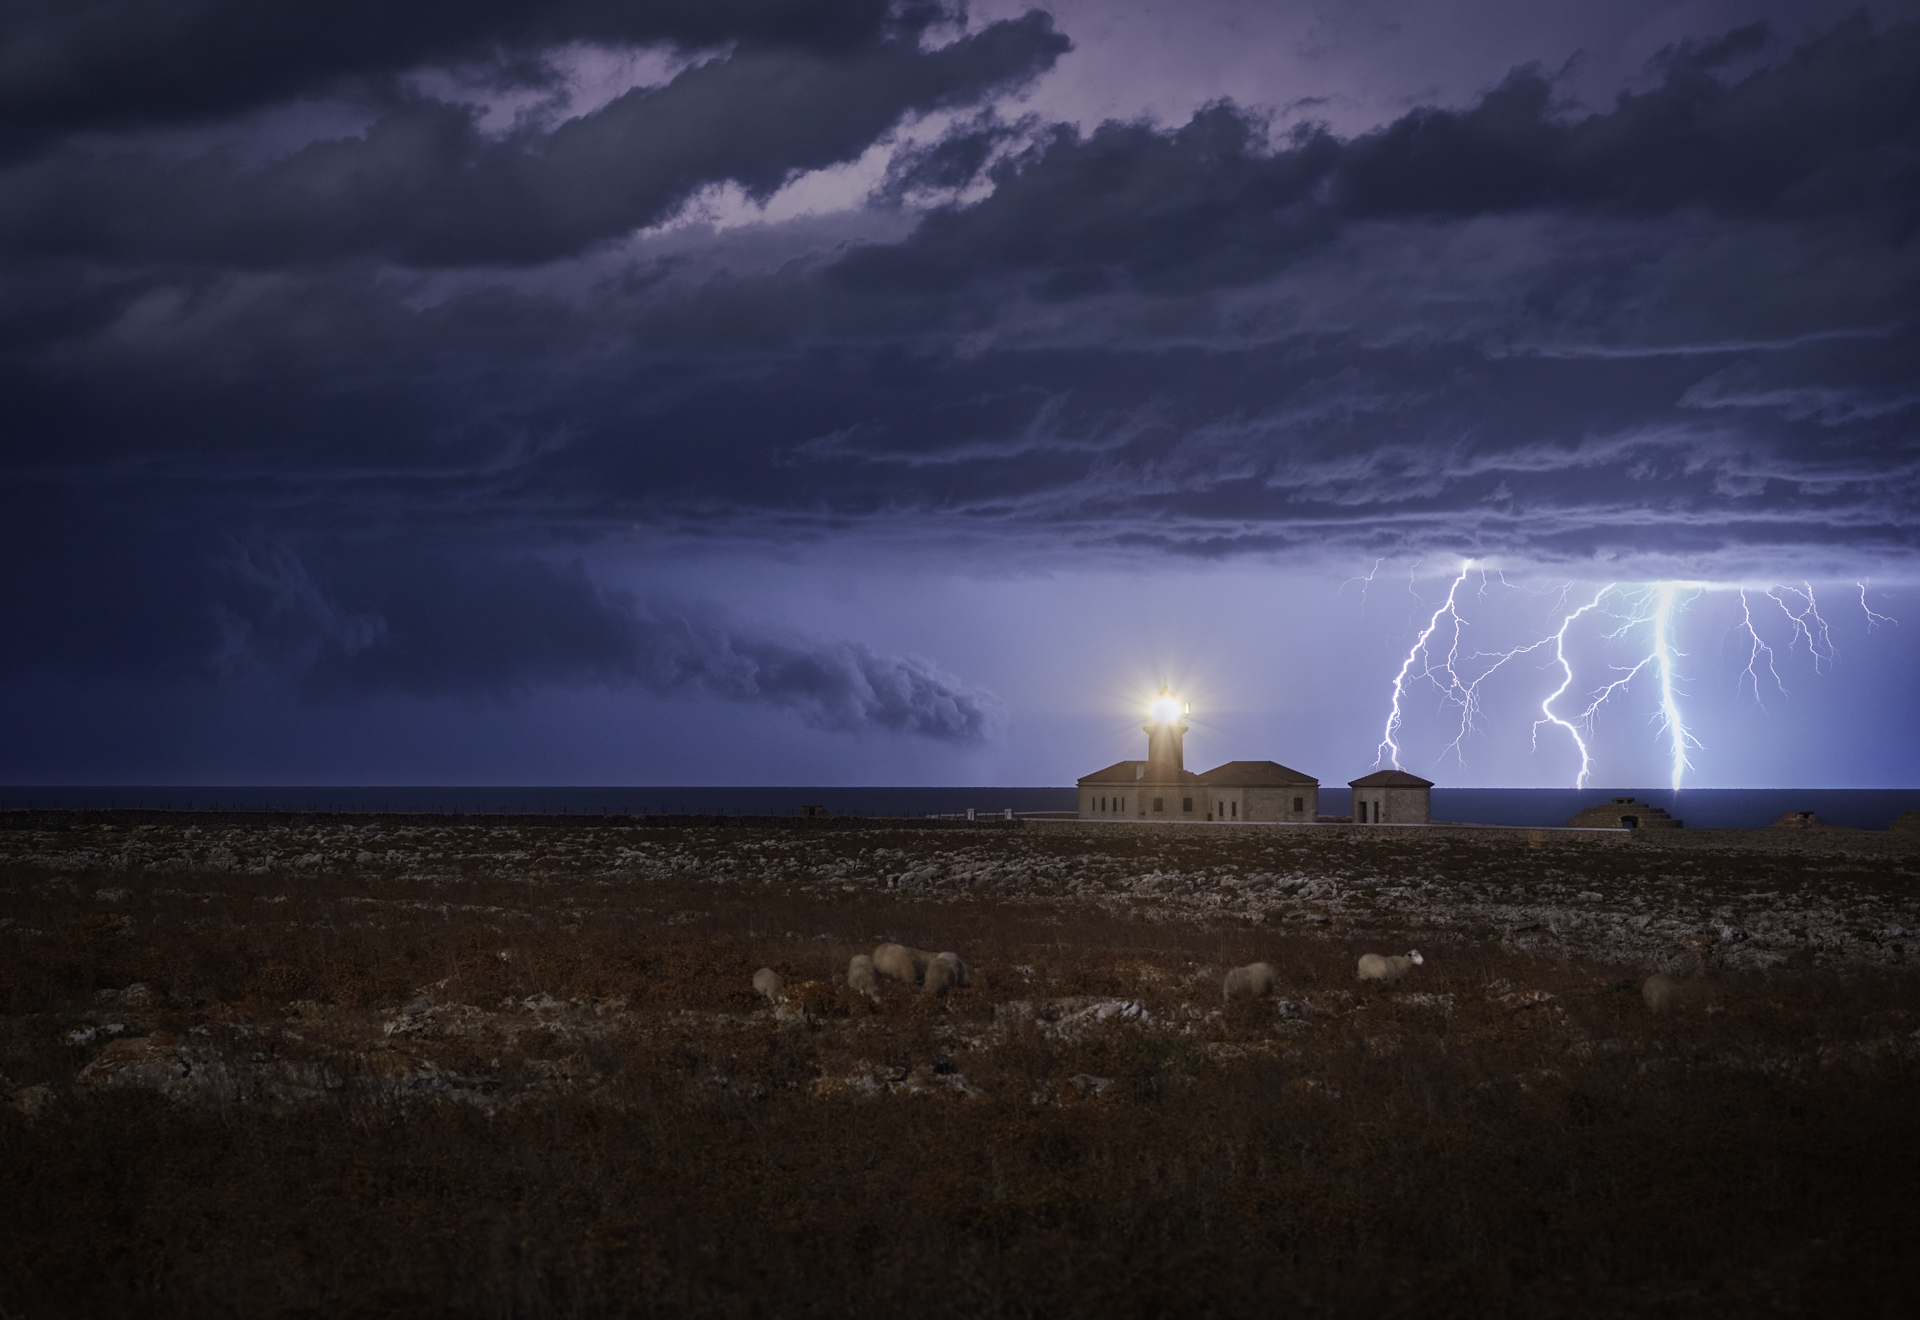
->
3, 820, 1919, 1317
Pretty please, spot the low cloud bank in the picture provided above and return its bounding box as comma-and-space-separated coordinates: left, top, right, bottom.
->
0, 530, 1000, 743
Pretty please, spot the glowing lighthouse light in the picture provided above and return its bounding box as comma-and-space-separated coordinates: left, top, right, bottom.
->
1144, 685, 1191, 772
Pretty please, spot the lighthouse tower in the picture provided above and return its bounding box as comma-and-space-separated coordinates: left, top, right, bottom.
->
1144, 685, 1189, 771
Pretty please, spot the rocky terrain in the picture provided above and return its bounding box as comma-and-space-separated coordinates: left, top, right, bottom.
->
4, 813, 1918, 1316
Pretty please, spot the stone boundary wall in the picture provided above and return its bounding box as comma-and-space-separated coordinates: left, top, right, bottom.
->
1028, 817, 1920, 856
0, 808, 1020, 834
7, 808, 1912, 854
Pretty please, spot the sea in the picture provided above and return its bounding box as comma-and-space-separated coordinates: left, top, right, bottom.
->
5, 786, 1919, 831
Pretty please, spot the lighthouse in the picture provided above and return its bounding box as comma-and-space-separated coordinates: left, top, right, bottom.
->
1078, 685, 1321, 822
1144, 685, 1188, 770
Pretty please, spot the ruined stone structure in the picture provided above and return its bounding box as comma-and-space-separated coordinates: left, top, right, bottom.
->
1566, 796, 1682, 829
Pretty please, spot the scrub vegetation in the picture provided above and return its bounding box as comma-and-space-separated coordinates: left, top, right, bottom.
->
3, 814, 1919, 1317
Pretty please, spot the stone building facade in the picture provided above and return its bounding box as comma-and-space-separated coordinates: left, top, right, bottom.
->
1077, 688, 1319, 822
1348, 769, 1434, 824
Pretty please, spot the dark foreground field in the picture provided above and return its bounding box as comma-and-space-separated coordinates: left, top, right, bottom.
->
4, 815, 1919, 1317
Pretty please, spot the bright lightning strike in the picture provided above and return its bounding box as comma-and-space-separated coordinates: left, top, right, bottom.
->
1734, 589, 1785, 708
1377, 564, 1569, 770
1767, 582, 1836, 671
1529, 584, 1689, 789
1530, 586, 1619, 788
1859, 580, 1897, 630
1376, 562, 1473, 769
1372, 568, 1893, 790
1647, 583, 1700, 792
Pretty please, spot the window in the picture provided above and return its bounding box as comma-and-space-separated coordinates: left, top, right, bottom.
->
1182, 797, 1193, 813
1231, 801, 1238, 818
1153, 797, 1163, 813
1292, 796, 1303, 813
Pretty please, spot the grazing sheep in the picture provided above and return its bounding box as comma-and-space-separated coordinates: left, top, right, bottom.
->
1222, 962, 1277, 1002
873, 943, 931, 984
1356, 950, 1424, 983
846, 954, 881, 1001
752, 967, 785, 1001
923, 951, 970, 997
1642, 973, 1679, 1015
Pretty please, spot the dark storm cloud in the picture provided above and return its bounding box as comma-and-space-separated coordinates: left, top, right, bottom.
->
235, 546, 1002, 741
2, 11, 1918, 718
831, 13, 1920, 298
0, 516, 998, 741
0, 0, 920, 155
0, 10, 1068, 266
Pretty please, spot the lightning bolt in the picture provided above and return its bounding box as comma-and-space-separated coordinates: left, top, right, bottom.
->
1531, 585, 1618, 788
1734, 589, 1786, 708
1374, 570, 1889, 791
1767, 582, 1835, 671
1379, 564, 1568, 770
1859, 580, 1897, 630
1526, 583, 1693, 789
1647, 582, 1699, 792
1376, 561, 1473, 769
1339, 558, 1384, 605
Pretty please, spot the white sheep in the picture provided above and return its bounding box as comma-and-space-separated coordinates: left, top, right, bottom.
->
752, 967, 785, 1001
923, 951, 970, 997
846, 954, 881, 1001
1222, 962, 1277, 1002
873, 943, 931, 984
1356, 950, 1424, 983
1642, 973, 1679, 1015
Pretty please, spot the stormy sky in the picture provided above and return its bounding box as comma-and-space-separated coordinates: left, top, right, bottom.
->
3, 0, 1918, 790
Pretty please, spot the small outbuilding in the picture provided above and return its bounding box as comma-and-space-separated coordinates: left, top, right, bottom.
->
1348, 769, 1433, 824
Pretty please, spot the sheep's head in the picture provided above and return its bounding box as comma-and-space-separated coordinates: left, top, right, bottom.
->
1408, 951, 1424, 965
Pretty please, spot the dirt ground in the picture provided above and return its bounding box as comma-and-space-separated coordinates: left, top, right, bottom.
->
3, 813, 1918, 1317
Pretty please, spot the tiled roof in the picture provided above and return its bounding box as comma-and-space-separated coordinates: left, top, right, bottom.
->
1348, 769, 1435, 788
1196, 759, 1318, 786
1076, 760, 1205, 785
